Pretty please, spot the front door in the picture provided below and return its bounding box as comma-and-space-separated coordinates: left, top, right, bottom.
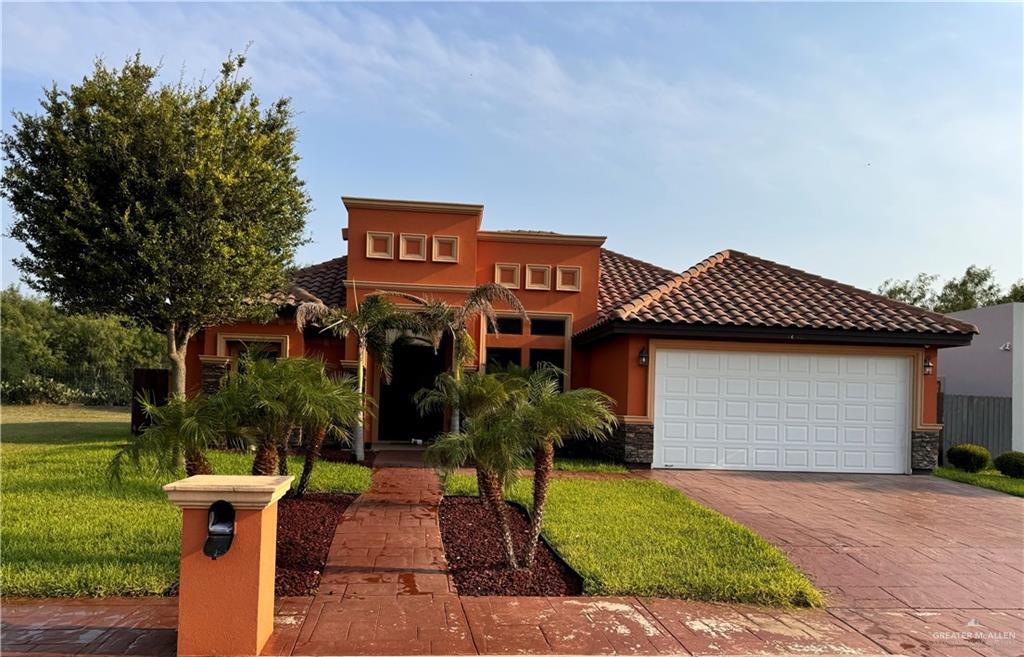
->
377, 339, 447, 442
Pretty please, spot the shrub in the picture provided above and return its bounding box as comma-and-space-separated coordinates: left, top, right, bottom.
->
0, 375, 86, 405
946, 443, 991, 473
993, 451, 1024, 479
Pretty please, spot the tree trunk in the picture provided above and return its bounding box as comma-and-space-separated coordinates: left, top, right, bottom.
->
449, 333, 463, 433
277, 430, 291, 476
185, 449, 213, 476
353, 341, 366, 462
522, 439, 554, 568
296, 428, 326, 498
252, 440, 279, 475
476, 467, 491, 511
165, 325, 193, 397
480, 470, 519, 569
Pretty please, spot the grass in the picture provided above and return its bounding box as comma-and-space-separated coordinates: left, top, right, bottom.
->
0, 404, 371, 597
554, 457, 628, 473
934, 466, 1024, 497
444, 473, 822, 607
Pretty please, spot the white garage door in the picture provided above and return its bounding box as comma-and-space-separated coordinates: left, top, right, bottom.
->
653, 349, 911, 473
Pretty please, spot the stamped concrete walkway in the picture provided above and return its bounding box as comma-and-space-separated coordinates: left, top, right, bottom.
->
3, 466, 1021, 657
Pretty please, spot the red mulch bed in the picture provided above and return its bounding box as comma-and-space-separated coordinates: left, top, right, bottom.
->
440, 496, 582, 596
275, 493, 354, 596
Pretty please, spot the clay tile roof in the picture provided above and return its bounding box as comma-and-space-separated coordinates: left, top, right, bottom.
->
597, 249, 977, 336
267, 256, 348, 309
598, 249, 681, 318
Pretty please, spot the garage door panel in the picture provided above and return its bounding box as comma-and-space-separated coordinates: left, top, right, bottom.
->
654, 349, 909, 473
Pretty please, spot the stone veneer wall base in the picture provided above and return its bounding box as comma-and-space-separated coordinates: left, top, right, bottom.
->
911, 430, 940, 473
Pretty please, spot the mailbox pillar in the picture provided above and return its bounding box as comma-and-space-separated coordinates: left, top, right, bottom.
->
164, 475, 293, 656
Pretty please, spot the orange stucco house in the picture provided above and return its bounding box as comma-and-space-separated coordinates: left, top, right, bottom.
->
187, 196, 976, 473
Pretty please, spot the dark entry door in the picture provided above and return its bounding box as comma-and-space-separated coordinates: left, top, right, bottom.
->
378, 340, 446, 442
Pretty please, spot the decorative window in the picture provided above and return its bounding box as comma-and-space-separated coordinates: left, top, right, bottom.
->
525, 264, 551, 290
556, 266, 582, 292
494, 263, 521, 289
399, 233, 427, 261
432, 236, 459, 263
366, 231, 394, 259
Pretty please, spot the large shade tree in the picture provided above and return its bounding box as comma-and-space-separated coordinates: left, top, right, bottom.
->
1, 52, 310, 396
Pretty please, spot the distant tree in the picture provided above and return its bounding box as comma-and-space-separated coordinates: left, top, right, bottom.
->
877, 274, 938, 309
1, 52, 310, 396
998, 280, 1024, 304
933, 265, 1003, 313
877, 266, 1018, 313
0, 287, 165, 381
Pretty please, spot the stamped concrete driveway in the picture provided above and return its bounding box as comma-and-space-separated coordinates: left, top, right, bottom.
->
648, 470, 1024, 656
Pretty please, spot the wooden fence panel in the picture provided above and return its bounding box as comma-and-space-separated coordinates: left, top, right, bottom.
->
941, 394, 1012, 457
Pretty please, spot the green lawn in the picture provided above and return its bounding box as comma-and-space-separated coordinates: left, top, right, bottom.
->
444, 474, 822, 607
1, 405, 371, 597
934, 466, 1024, 497
554, 457, 629, 473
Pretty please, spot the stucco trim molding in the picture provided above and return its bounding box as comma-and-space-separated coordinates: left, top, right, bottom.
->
342, 196, 484, 215
345, 279, 478, 294
477, 231, 606, 246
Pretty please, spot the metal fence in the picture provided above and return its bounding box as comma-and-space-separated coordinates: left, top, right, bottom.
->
941, 393, 1013, 457
1, 365, 137, 406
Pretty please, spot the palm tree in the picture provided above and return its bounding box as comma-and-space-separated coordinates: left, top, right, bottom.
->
426, 412, 531, 568
108, 393, 228, 483
384, 283, 528, 432
213, 355, 293, 475
415, 370, 521, 507
290, 368, 362, 497
515, 366, 616, 568
297, 294, 417, 461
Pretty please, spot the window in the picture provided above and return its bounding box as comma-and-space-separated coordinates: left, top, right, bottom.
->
529, 317, 567, 336
486, 317, 523, 335
486, 347, 521, 371
366, 231, 394, 259
224, 340, 283, 360
432, 236, 459, 263
529, 348, 565, 390
556, 266, 582, 292
399, 233, 427, 261
525, 264, 551, 290
494, 263, 521, 289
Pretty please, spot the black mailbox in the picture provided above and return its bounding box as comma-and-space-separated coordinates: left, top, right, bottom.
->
203, 500, 235, 560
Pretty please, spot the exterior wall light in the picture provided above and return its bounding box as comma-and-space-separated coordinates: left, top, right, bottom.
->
638, 347, 649, 367
923, 358, 934, 375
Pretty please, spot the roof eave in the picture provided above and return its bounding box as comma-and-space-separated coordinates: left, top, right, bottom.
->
573, 319, 975, 348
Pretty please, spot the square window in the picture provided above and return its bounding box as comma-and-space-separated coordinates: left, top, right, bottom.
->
366, 231, 394, 259
525, 264, 551, 290
399, 234, 427, 261
494, 263, 520, 289
432, 236, 459, 263
556, 266, 582, 292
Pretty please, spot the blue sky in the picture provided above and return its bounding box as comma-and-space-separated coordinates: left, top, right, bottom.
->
2, 2, 1021, 294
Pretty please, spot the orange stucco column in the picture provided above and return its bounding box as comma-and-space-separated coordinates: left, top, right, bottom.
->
164, 475, 293, 657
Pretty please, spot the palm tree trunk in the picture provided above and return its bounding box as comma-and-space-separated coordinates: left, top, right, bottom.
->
252, 440, 278, 475
522, 439, 554, 568
449, 331, 462, 433
480, 470, 519, 569
185, 449, 213, 476
296, 428, 326, 498
353, 341, 366, 461
476, 467, 491, 511
277, 430, 290, 476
